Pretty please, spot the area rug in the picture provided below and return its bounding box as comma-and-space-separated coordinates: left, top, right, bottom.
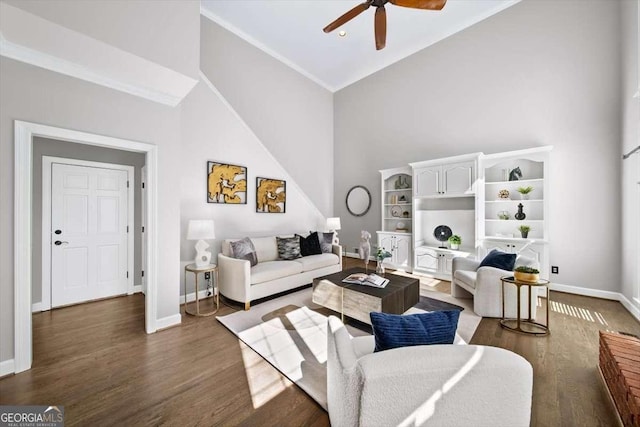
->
216, 287, 481, 410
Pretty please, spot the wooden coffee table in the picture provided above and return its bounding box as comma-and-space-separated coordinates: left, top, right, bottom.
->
312, 268, 420, 325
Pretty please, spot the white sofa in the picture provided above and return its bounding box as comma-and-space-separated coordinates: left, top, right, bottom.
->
451, 256, 539, 318
327, 315, 533, 427
218, 236, 342, 310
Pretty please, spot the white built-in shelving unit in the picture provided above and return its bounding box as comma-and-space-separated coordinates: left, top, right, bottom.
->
377, 167, 412, 271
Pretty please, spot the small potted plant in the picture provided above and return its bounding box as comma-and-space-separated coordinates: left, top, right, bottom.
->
375, 247, 392, 274
517, 186, 533, 200
448, 235, 461, 250
514, 266, 540, 283
518, 225, 530, 238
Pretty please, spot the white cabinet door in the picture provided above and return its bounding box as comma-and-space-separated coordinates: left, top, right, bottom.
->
442, 253, 455, 276
394, 235, 411, 268
443, 161, 474, 195
414, 166, 440, 197
416, 249, 439, 272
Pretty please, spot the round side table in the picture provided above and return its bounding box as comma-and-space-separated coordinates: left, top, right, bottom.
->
184, 263, 219, 316
500, 275, 550, 336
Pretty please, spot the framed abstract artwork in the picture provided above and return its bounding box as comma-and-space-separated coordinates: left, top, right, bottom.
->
207, 161, 247, 204
256, 177, 286, 213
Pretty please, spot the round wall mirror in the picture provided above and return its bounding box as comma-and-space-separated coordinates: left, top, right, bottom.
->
346, 185, 372, 217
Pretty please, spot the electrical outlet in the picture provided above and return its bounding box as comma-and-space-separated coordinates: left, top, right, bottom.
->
551, 266, 559, 274
354, 247, 359, 254
204, 272, 211, 280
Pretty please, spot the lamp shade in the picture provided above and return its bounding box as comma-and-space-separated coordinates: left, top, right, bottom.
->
187, 220, 215, 240
326, 217, 341, 231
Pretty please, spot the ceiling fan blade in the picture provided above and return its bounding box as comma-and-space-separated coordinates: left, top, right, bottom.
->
323, 1, 372, 33
389, 0, 447, 10
375, 6, 386, 50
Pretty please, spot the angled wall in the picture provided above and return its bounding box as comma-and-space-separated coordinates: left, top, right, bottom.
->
199, 16, 334, 217
334, 0, 623, 292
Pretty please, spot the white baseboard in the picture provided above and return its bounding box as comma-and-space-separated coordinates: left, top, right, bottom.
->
133, 284, 143, 293
31, 302, 43, 313
155, 314, 181, 331
0, 359, 15, 377
551, 282, 640, 322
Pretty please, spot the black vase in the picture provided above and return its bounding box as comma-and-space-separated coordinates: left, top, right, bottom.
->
515, 203, 526, 220
520, 230, 529, 238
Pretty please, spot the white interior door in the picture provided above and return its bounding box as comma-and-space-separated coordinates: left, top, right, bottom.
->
51, 163, 129, 307
141, 165, 147, 294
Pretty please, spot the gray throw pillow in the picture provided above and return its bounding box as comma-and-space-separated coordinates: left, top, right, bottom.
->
230, 237, 258, 267
315, 231, 334, 254
276, 236, 302, 260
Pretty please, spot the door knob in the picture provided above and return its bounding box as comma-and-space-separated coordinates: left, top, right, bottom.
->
54, 241, 69, 246
54, 229, 62, 235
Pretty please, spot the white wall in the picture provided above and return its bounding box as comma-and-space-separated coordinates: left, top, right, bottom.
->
620, 0, 640, 309
4, 0, 200, 81
179, 80, 326, 295
0, 57, 182, 363
199, 17, 335, 217
334, 0, 623, 292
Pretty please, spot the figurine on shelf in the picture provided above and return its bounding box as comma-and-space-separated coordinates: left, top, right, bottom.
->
515, 203, 526, 220
509, 167, 522, 181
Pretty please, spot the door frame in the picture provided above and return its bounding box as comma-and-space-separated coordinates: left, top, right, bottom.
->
42, 156, 135, 311
14, 120, 159, 373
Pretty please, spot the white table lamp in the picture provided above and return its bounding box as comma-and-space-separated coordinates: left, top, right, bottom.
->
187, 220, 215, 268
326, 217, 341, 245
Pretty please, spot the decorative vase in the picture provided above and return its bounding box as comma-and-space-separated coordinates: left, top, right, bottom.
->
515, 203, 526, 220
520, 229, 529, 238
514, 271, 539, 283
498, 211, 510, 220
450, 243, 459, 250
520, 193, 530, 200
376, 260, 385, 275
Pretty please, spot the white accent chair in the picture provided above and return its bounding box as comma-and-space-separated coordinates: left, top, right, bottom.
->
451, 256, 539, 318
327, 316, 533, 427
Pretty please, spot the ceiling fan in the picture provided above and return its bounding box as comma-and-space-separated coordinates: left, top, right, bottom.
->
323, 0, 447, 50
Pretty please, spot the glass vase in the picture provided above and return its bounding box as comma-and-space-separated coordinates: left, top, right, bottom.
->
376, 260, 385, 275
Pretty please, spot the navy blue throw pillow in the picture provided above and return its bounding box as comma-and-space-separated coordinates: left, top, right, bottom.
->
370, 311, 460, 352
478, 249, 516, 271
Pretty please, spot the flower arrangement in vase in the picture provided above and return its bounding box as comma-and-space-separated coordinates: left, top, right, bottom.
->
517, 186, 533, 200
375, 247, 392, 274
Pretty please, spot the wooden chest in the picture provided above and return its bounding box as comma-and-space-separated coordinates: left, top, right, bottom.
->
599, 331, 640, 427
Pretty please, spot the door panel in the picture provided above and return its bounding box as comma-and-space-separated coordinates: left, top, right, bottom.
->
443, 162, 474, 195
414, 167, 440, 197
51, 163, 128, 308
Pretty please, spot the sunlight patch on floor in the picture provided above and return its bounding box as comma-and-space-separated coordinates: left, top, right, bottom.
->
239, 339, 291, 409
550, 300, 608, 325
285, 306, 327, 364
238, 318, 302, 408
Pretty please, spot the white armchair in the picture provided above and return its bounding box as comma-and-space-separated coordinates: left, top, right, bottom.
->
451, 256, 539, 318
327, 316, 533, 427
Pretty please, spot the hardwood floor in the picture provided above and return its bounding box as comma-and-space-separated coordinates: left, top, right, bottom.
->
1, 256, 637, 426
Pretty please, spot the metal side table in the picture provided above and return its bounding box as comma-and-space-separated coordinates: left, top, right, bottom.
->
184, 263, 219, 316
500, 276, 550, 336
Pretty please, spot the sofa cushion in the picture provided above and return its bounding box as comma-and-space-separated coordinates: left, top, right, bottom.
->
479, 249, 516, 271
276, 236, 302, 260
453, 270, 477, 289
250, 261, 304, 285
295, 253, 340, 272
251, 236, 278, 262
370, 311, 460, 352
229, 237, 258, 267
298, 232, 322, 256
